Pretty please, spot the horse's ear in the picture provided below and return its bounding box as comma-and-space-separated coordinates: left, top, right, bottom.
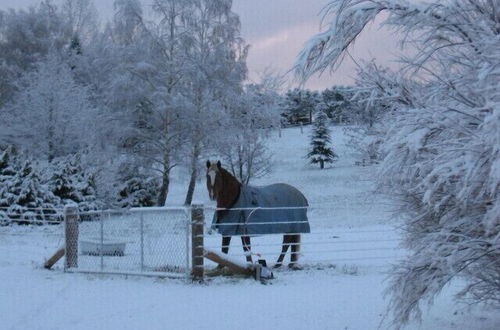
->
206, 160, 211, 169
217, 160, 221, 169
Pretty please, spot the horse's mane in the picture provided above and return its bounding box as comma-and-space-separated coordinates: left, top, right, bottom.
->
217, 167, 241, 211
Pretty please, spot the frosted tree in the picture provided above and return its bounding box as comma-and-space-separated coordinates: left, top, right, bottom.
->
103, 0, 191, 206
1, 159, 59, 224
43, 154, 101, 212
0, 1, 71, 106
115, 162, 158, 208
307, 111, 337, 169
0, 146, 18, 224
296, 0, 500, 327
1, 52, 97, 162
320, 86, 354, 123
216, 81, 280, 184
282, 88, 319, 125
61, 0, 99, 45
175, 0, 248, 205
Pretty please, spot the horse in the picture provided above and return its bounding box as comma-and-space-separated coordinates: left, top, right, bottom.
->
206, 160, 310, 268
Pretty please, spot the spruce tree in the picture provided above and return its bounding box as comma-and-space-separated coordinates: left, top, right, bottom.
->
44, 154, 101, 212
307, 111, 337, 169
116, 163, 158, 208
6, 160, 59, 224
0, 147, 18, 224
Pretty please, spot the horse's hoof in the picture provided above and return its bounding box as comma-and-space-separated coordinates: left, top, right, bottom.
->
273, 263, 283, 269
288, 264, 302, 270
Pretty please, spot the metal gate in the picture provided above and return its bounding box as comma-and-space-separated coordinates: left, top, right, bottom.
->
63, 206, 191, 278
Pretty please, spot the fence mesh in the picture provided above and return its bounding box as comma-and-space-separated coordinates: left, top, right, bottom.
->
66, 207, 190, 277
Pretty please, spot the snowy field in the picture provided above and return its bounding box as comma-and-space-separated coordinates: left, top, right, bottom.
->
1, 126, 498, 330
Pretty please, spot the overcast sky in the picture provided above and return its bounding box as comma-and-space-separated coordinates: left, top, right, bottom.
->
0, 0, 401, 90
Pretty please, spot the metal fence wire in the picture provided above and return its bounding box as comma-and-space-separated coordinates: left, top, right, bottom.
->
64, 207, 191, 278
58, 203, 403, 279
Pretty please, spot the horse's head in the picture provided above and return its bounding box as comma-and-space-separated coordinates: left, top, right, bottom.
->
206, 160, 222, 201
206, 160, 241, 208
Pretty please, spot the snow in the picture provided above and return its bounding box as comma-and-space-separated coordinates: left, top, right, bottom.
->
1, 126, 498, 330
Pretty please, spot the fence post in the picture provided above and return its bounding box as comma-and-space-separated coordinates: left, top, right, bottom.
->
140, 212, 144, 272
191, 203, 204, 281
64, 205, 79, 270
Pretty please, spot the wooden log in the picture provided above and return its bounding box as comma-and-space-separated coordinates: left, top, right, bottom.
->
204, 251, 253, 276
44, 247, 65, 269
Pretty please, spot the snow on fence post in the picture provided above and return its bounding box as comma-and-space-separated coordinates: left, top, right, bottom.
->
191, 203, 204, 281
64, 205, 79, 270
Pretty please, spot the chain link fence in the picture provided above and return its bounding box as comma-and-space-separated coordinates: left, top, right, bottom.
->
64, 206, 191, 278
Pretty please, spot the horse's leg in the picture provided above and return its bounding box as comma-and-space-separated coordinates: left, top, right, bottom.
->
289, 234, 301, 269
241, 236, 253, 263
216, 236, 232, 269
222, 236, 231, 254
274, 234, 292, 268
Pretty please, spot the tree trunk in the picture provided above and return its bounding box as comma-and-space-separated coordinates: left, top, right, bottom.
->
184, 169, 197, 206
320, 159, 324, 169
48, 100, 54, 163
184, 144, 200, 206
157, 154, 171, 206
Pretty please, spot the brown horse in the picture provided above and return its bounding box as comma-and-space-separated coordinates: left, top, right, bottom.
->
206, 160, 310, 268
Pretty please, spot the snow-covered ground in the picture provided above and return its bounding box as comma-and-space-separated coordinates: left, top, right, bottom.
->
1, 126, 498, 330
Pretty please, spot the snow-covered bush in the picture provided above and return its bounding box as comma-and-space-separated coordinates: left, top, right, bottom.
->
42, 153, 102, 213
0, 146, 18, 225
296, 0, 500, 327
115, 163, 158, 208
1, 158, 59, 224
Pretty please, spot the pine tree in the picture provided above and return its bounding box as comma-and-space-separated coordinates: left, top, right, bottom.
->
4, 160, 59, 224
115, 163, 158, 208
0, 147, 18, 224
44, 154, 101, 212
117, 177, 158, 208
0, 146, 17, 177
307, 111, 337, 169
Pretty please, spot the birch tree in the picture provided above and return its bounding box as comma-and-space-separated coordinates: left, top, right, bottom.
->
177, 0, 247, 205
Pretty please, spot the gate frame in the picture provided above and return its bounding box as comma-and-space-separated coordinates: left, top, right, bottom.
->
62, 204, 204, 280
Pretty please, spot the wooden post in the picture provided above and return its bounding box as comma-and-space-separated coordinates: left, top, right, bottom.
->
64, 205, 79, 270
191, 203, 204, 281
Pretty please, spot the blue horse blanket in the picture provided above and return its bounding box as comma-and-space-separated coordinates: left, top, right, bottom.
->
212, 183, 310, 236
